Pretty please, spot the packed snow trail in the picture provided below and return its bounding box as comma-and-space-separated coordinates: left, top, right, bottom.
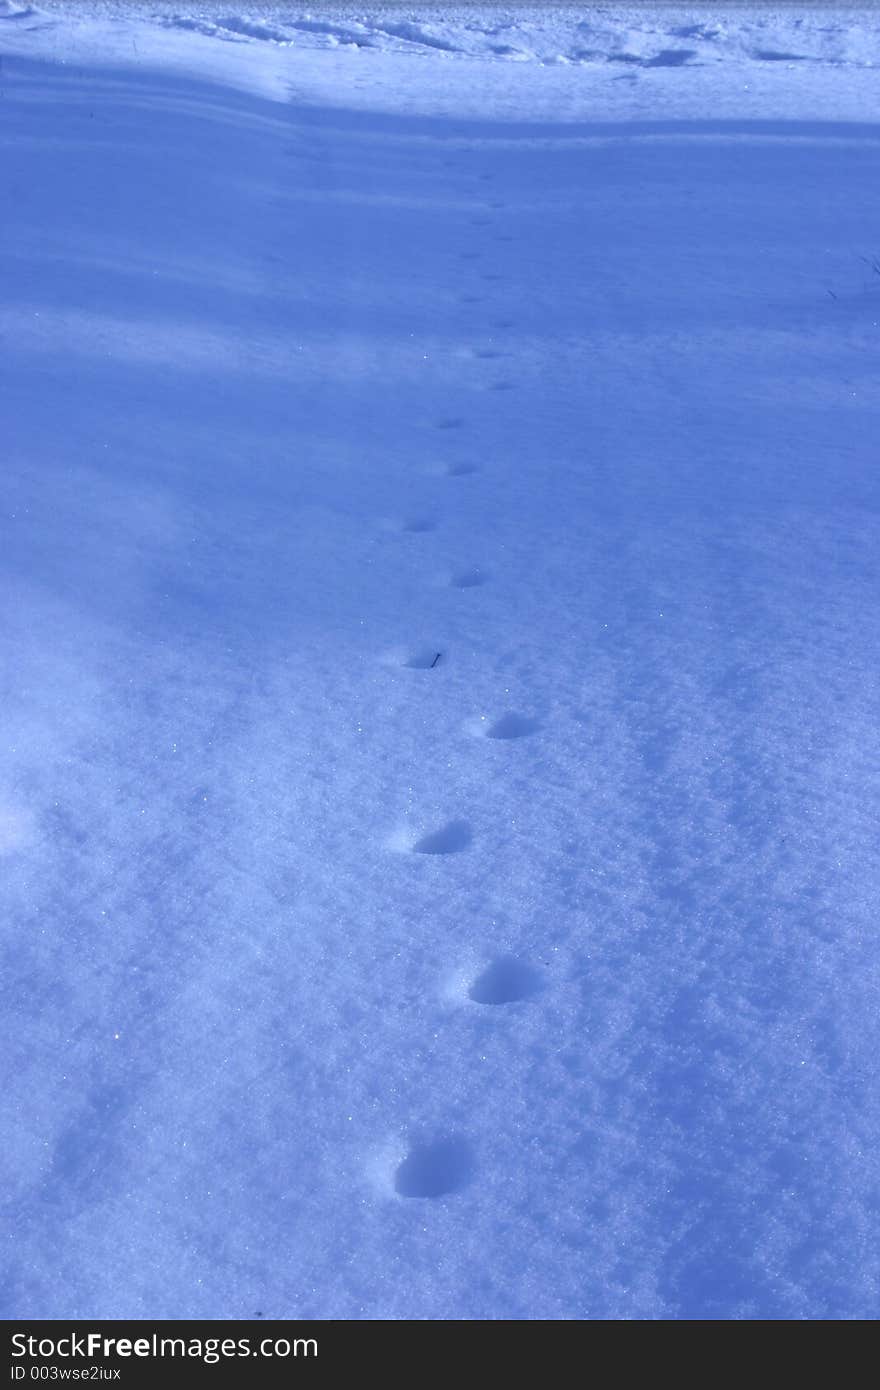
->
2, 6, 880, 1320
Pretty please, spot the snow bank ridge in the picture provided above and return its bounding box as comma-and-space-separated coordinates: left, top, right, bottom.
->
142, 7, 879, 70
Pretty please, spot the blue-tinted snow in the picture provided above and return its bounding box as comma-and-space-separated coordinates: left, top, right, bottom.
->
1, 3, 880, 1320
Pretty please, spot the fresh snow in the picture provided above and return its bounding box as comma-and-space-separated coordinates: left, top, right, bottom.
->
2, 1, 880, 1321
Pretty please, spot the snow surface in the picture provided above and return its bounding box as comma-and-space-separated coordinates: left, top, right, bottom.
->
2, 1, 880, 1320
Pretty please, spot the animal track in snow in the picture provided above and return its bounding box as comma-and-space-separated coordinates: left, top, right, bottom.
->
445, 462, 479, 477
394, 1136, 473, 1198
469, 956, 541, 1005
478, 713, 540, 740
384, 646, 443, 670
412, 820, 472, 855
400, 517, 436, 533
450, 568, 487, 589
